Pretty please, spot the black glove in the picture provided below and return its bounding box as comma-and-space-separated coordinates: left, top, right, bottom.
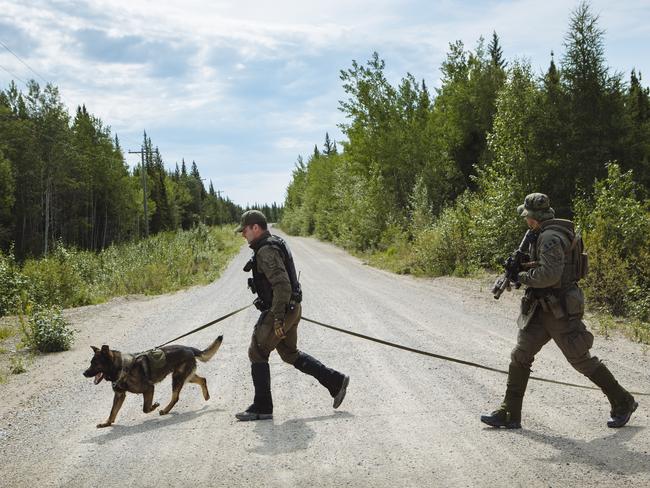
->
253, 298, 265, 311
247, 277, 256, 293
507, 267, 521, 283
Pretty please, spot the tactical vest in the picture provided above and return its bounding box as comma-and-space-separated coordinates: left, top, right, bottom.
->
533, 219, 588, 288
248, 234, 302, 310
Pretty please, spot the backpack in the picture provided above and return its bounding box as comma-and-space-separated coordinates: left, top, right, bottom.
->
568, 230, 589, 281
541, 219, 589, 283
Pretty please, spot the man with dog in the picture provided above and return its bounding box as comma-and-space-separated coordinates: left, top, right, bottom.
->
235, 210, 349, 421
481, 193, 638, 429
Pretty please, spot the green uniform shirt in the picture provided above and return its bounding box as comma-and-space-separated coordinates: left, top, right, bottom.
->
518, 227, 570, 288
256, 244, 293, 321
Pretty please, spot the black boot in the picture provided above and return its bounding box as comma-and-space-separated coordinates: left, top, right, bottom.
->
294, 352, 349, 408
588, 363, 638, 428
236, 362, 273, 421
481, 364, 530, 429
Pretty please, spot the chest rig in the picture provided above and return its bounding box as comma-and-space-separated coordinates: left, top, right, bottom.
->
245, 233, 302, 311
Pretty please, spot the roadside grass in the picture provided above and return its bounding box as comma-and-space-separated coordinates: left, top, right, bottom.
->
362, 241, 484, 278
590, 313, 650, 345
0, 325, 15, 341
9, 356, 26, 374
0, 319, 23, 381
364, 244, 414, 275
0, 224, 242, 376
2, 224, 241, 314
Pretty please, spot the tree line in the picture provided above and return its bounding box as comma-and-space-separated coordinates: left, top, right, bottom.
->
0, 82, 244, 259
282, 2, 650, 321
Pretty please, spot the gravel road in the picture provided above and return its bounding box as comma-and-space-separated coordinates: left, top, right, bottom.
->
1, 230, 649, 487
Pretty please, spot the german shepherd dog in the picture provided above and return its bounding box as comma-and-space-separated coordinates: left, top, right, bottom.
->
83, 336, 223, 428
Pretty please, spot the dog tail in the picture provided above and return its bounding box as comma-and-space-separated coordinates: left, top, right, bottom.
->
196, 335, 223, 362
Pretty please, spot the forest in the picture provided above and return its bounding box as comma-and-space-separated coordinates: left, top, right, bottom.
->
281, 3, 650, 324
0, 70, 278, 324
0, 81, 250, 259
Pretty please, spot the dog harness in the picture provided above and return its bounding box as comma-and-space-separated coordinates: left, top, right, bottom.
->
112, 350, 167, 390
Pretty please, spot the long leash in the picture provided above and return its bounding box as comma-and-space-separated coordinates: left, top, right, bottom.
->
151, 302, 649, 397
156, 303, 252, 348
302, 316, 650, 397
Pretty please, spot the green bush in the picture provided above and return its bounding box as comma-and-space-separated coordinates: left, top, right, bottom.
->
412, 195, 474, 276
21, 306, 74, 353
367, 223, 414, 274
333, 172, 387, 251
0, 248, 30, 316
581, 239, 633, 315
9, 356, 26, 374
22, 244, 92, 309
575, 163, 650, 319
410, 167, 525, 277
278, 207, 308, 236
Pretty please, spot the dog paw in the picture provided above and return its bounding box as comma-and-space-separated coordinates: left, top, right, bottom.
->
152, 402, 160, 410
159, 410, 168, 416
96, 422, 112, 428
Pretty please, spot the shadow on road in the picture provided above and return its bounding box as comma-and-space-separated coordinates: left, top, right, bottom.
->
248, 410, 355, 455
81, 404, 222, 445
490, 425, 650, 475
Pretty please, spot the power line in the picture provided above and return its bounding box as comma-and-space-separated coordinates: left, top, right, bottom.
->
0, 39, 49, 85
0, 63, 29, 86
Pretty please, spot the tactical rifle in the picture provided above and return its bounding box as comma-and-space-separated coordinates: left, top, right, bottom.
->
492, 229, 538, 299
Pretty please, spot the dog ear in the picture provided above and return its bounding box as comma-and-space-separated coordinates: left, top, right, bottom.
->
100, 345, 113, 359
91, 346, 99, 353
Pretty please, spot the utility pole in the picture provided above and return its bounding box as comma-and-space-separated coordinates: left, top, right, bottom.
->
128, 147, 149, 237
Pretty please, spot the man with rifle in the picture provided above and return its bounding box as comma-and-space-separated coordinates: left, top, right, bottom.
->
481, 193, 637, 429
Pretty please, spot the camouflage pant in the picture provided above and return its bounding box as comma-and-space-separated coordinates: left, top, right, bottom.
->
511, 308, 601, 377
248, 303, 302, 364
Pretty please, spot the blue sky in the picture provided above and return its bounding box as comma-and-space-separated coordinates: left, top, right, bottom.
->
1, 0, 649, 206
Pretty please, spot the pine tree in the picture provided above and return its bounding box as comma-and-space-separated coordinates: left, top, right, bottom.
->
488, 31, 506, 69
535, 52, 569, 204
323, 132, 337, 155
560, 1, 626, 204
623, 70, 650, 190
